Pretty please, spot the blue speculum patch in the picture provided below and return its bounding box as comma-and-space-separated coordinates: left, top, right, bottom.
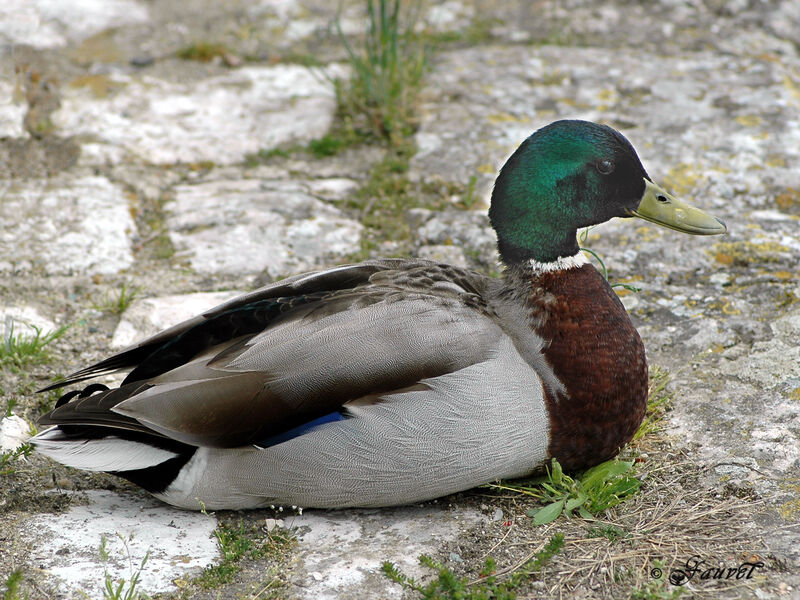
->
257, 412, 347, 448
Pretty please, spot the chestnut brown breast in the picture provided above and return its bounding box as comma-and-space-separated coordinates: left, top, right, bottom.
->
529, 264, 648, 469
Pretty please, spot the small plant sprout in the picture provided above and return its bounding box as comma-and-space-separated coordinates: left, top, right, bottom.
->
383, 533, 564, 599
0, 412, 34, 473
1, 318, 71, 367
630, 559, 685, 599
579, 227, 642, 293
97, 533, 150, 600
94, 282, 142, 315
2, 569, 27, 600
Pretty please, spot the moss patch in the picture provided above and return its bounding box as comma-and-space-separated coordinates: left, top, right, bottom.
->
775, 187, 800, 214
662, 162, 703, 196
710, 240, 791, 266
68, 74, 126, 98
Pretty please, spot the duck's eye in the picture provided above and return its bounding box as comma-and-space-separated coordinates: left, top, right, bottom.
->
596, 159, 615, 175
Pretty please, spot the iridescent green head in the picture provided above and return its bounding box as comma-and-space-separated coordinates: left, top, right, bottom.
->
489, 120, 726, 265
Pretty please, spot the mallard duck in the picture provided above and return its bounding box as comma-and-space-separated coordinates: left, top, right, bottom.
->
32, 120, 726, 510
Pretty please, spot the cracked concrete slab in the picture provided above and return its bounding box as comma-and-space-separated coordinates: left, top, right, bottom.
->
286, 506, 486, 600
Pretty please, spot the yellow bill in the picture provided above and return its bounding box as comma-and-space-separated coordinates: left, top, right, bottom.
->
629, 179, 727, 235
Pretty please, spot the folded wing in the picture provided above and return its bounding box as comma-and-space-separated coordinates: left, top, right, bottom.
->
40, 260, 504, 449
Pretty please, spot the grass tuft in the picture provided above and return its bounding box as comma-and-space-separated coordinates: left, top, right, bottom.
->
339, 141, 458, 260
93, 283, 141, 315
196, 519, 295, 589
0, 321, 71, 368
335, 0, 427, 145
0, 442, 33, 476
633, 366, 673, 442
383, 533, 564, 599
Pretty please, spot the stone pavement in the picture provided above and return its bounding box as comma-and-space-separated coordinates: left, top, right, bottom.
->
1, 0, 799, 598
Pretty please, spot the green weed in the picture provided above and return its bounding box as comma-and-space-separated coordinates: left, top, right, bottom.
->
579, 227, 642, 293
384, 533, 563, 599
246, 147, 292, 165
3, 397, 17, 418
0, 443, 33, 476
0, 321, 71, 367
97, 534, 150, 600
176, 42, 229, 62
196, 520, 294, 589
586, 524, 629, 542
343, 143, 413, 251
459, 175, 482, 209
335, 0, 427, 145
94, 283, 141, 315
630, 561, 684, 599
244, 129, 362, 164
1, 568, 26, 600
307, 133, 355, 157
488, 458, 640, 526
1, 398, 35, 475
424, 17, 500, 46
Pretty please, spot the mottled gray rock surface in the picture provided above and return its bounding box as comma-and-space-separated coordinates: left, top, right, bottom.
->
23, 491, 219, 598
54, 65, 341, 166
109, 291, 243, 348
166, 178, 362, 276
1, 0, 799, 598
0, 177, 135, 275
288, 506, 485, 600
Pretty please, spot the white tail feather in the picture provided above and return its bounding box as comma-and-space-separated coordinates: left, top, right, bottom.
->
33, 427, 179, 472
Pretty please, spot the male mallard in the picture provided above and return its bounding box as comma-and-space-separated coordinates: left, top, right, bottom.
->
33, 120, 726, 510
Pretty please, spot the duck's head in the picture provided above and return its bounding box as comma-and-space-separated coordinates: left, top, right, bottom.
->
489, 120, 727, 265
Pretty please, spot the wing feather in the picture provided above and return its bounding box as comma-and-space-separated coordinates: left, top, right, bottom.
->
111, 295, 501, 446
38, 261, 397, 391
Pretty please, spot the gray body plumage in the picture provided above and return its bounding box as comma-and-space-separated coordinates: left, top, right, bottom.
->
159, 336, 548, 509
